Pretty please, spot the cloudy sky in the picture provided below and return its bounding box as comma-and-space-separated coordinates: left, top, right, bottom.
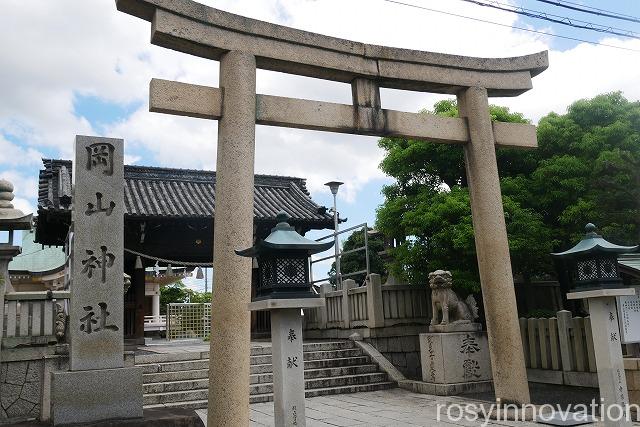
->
2, 0, 639, 290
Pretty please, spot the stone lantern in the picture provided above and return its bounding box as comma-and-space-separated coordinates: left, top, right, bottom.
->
238, 211, 330, 427
0, 179, 32, 366
553, 223, 639, 427
552, 223, 638, 292
0, 179, 32, 292
236, 211, 333, 301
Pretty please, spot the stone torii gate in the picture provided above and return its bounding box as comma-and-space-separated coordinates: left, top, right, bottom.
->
117, 0, 548, 423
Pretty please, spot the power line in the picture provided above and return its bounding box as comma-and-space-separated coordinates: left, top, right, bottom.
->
532, 0, 640, 24
381, 0, 640, 53
459, 0, 640, 40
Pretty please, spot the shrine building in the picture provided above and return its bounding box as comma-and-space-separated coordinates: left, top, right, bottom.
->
33, 159, 334, 345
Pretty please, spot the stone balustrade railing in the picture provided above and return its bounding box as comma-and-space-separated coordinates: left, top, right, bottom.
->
1, 291, 69, 348
304, 274, 431, 331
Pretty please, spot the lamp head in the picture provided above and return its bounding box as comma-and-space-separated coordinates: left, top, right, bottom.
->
324, 181, 344, 196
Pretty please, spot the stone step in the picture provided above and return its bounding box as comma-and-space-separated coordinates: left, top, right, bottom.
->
143, 369, 387, 395
140, 354, 372, 375
143, 368, 210, 384
144, 378, 396, 406
135, 341, 354, 364
250, 364, 381, 385
249, 341, 354, 357
143, 363, 380, 385
144, 389, 208, 406
250, 356, 371, 374
139, 359, 210, 374
249, 348, 363, 365
139, 339, 394, 411
143, 382, 396, 409
249, 373, 390, 395
136, 351, 208, 365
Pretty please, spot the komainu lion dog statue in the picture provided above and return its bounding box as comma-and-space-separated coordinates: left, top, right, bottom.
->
429, 270, 479, 327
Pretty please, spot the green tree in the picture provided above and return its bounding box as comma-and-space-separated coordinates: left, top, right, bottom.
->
160, 282, 189, 314
520, 92, 640, 247
375, 92, 640, 293
190, 291, 212, 304
376, 100, 554, 292
160, 282, 212, 313
328, 227, 386, 285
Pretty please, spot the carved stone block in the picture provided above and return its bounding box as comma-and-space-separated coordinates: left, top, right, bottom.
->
419, 331, 493, 395
51, 367, 143, 425
69, 136, 124, 371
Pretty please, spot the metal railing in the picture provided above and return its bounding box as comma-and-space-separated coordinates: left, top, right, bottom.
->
310, 222, 370, 289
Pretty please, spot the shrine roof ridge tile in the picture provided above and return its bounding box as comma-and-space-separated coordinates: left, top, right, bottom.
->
37, 159, 332, 224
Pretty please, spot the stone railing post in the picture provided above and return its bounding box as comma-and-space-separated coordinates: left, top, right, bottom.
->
342, 279, 356, 329
557, 310, 574, 372
318, 283, 332, 330
367, 274, 385, 328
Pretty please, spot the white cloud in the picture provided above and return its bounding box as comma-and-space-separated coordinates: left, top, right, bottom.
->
0, 169, 38, 215
0, 135, 44, 166
109, 106, 218, 169
1, 0, 639, 211
254, 126, 385, 203
497, 38, 640, 122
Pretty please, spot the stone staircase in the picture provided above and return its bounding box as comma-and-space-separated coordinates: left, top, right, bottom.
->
136, 340, 395, 409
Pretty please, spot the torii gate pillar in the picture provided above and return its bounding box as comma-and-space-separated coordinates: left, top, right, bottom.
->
208, 51, 256, 426
458, 86, 530, 404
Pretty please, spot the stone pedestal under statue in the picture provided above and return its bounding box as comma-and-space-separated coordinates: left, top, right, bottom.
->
418, 270, 492, 395
419, 328, 493, 395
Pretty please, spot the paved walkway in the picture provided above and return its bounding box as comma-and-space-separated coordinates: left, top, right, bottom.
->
197, 389, 548, 426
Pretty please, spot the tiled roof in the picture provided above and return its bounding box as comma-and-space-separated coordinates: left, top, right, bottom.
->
619, 254, 640, 278
8, 229, 66, 273
38, 159, 332, 224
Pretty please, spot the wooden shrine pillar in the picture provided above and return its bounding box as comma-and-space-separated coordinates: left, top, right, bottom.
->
133, 258, 146, 345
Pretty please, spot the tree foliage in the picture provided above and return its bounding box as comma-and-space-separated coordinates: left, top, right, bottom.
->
375, 92, 640, 292
160, 281, 211, 314
521, 92, 640, 246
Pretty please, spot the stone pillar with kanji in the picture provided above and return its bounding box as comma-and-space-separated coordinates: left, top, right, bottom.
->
249, 299, 324, 426
51, 136, 143, 425
568, 289, 634, 427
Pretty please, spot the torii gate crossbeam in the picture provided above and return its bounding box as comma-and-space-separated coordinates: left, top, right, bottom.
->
116, 0, 549, 424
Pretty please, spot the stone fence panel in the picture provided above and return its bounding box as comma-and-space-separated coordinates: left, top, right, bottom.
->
304, 274, 431, 332
1, 291, 69, 349
520, 310, 598, 387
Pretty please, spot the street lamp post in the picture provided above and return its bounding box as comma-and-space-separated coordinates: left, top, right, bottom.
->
325, 181, 343, 289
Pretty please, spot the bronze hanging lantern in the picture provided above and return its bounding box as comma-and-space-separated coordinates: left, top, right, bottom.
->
236, 211, 334, 300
